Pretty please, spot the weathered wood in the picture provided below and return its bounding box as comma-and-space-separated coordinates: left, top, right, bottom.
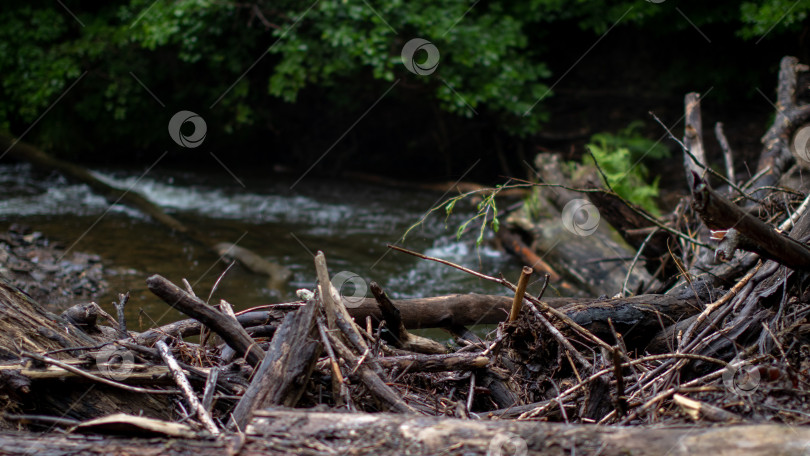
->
146, 274, 264, 367
684, 92, 708, 187
156, 341, 219, 435
245, 409, 810, 456
324, 329, 417, 414
691, 176, 810, 270
228, 297, 321, 430
749, 56, 810, 198
370, 281, 446, 354
375, 353, 489, 373
133, 309, 284, 345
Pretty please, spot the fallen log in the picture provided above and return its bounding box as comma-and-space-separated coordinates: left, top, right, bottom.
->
4, 412, 810, 455
244, 409, 810, 456
0, 134, 291, 283
229, 295, 321, 430
691, 175, 810, 270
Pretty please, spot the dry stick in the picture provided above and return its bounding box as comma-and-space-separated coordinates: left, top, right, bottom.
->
715, 122, 736, 185
201, 367, 219, 413
388, 245, 615, 353
156, 341, 219, 435
314, 252, 367, 351
779, 192, 810, 231
683, 92, 708, 188
146, 274, 264, 367
608, 319, 628, 418
679, 261, 762, 349
651, 112, 759, 204
509, 266, 533, 322
21, 351, 176, 395
616, 356, 768, 425
524, 300, 593, 372
621, 228, 659, 298
317, 316, 346, 408
466, 373, 476, 413
114, 292, 129, 339
516, 353, 727, 420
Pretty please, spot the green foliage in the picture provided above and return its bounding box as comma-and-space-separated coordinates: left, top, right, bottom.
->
0, 1, 807, 151
584, 122, 669, 216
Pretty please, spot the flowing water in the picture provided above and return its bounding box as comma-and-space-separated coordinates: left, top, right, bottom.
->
0, 163, 522, 335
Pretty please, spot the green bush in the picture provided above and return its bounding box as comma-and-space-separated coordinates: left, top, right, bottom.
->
583, 122, 669, 216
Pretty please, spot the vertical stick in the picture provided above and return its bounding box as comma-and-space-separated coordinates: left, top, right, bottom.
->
509, 266, 533, 322
156, 341, 219, 435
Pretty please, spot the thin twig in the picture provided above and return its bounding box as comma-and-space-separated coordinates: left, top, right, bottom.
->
22, 351, 176, 395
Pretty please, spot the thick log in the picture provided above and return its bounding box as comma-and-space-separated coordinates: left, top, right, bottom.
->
691, 176, 810, 270
5, 413, 810, 455
245, 409, 810, 456
229, 297, 321, 430
0, 280, 171, 427
749, 56, 810, 198
146, 274, 264, 367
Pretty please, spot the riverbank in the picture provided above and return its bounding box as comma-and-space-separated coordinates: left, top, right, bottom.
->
0, 224, 107, 309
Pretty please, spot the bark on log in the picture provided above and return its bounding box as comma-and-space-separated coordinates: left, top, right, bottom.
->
244, 409, 810, 456
692, 176, 810, 269
375, 353, 489, 373
0, 280, 171, 428
749, 56, 810, 198
6, 412, 810, 455
229, 297, 321, 430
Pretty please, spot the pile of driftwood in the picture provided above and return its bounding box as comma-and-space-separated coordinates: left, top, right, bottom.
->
4, 56, 810, 455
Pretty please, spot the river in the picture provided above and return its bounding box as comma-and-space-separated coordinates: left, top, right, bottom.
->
0, 163, 521, 335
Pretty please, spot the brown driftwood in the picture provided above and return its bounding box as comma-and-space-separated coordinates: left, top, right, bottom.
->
0, 134, 291, 282
374, 352, 489, 373
243, 409, 810, 456
691, 175, 810, 270
2, 412, 807, 455
229, 296, 321, 430
749, 56, 810, 199
146, 274, 264, 366
370, 281, 446, 354
0, 280, 171, 428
